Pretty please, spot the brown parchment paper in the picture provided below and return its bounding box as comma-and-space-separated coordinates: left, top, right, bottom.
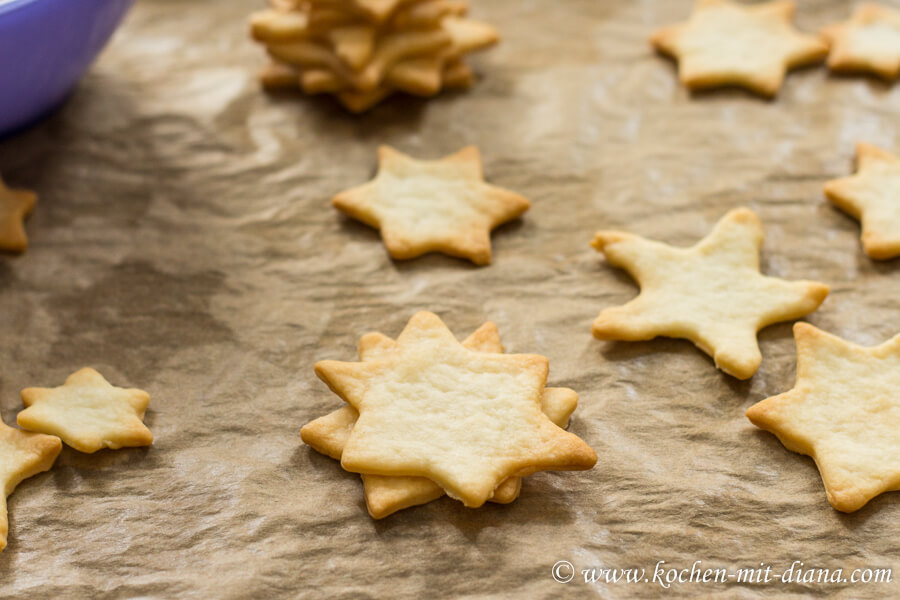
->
1, 0, 899, 597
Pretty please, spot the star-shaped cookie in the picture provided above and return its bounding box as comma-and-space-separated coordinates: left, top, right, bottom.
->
824, 142, 900, 260
821, 3, 900, 81
313, 312, 597, 507
302, 322, 580, 518
747, 323, 900, 512
650, 0, 828, 97
332, 146, 530, 265
18, 368, 153, 454
0, 178, 37, 253
591, 208, 830, 379
0, 420, 61, 552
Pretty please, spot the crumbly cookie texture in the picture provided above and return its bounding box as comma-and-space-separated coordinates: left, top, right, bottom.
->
19, 368, 153, 454
312, 312, 596, 508
650, 0, 828, 97
302, 322, 579, 518
824, 142, 900, 260
0, 178, 37, 253
747, 323, 900, 512
821, 3, 900, 80
0, 421, 61, 552
591, 208, 829, 380
333, 145, 530, 265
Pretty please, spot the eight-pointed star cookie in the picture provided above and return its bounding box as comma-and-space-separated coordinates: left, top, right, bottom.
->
650, 0, 828, 97
824, 142, 900, 260
314, 312, 597, 507
0, 420, 61, 552
302, 322, 580, 518
591, 208, 830, 379
332, 146, 530, 265
821, 3, 900, 81
747, 323, 900, 512
0, 177, 37, 253
18, 368, 153, 454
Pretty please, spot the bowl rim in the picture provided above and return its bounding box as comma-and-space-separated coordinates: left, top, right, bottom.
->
0, 0, 47, 17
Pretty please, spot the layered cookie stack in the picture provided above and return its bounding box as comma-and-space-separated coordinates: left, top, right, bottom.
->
249, 0, 500, 112
302, 313, 596, 518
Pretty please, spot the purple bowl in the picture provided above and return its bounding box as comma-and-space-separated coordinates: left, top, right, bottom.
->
0, 0, 134, 137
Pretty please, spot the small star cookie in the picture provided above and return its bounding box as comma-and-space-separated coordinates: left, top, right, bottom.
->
591, 208, 830, 380
824, 142, 900, 260
302, 322, 580, 518
0, 178, 37, 253
747, 323, 900, 512
18, 368, 153, 454
313, 312, 596, 508
650, 0, 828, 97
332, 146, 530, 265
821, 4, 900, 81
0, 421, 61, 552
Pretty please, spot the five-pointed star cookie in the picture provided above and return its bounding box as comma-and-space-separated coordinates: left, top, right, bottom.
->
313, 312, 596, 507
821, 3, 900, 81
591, 208, 830, 380
650, 0, 828, 97
0, 178, 37, 253
747, 323, 900, 512
332, 146, 530, 265
302, 322, 580, 518
0, 421, 61, 552
824, 142, 900, 260
18, 368, 153, 454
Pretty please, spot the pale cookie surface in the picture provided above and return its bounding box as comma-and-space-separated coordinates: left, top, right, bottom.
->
332, 146, 530, 265
650, 0, 828, 97
0, 178, 37, 253
591, 208, 829, 380
313, 312, 597, 507
301, 322, 579, 518
19, 368, 153, 454
822, 3, 900, 80
746, 323, 900, 512
824, 142, 900, 260
0, 421, 61, 552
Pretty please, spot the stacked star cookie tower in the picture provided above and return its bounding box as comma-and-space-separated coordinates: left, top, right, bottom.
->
302, 313, 597, 519
249, 0, 500, 113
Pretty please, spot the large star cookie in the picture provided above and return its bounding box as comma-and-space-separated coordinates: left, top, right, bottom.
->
747, 323, 900, 512
313, 312, 596, 508
332, 146, 530, 265
650, 0, 828, 97
824, 142, 900, 260
822, 3, 900, 81
18, 368, 153, 454
302, 322, 580, 518
591, 208, 829, 379
0, 421, 61, 552
0, 178, 37, 253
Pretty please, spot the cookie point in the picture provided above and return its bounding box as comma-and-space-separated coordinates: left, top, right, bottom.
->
590, 231, 625, 251
792, 321, 819, 340
727, 206, 759, 222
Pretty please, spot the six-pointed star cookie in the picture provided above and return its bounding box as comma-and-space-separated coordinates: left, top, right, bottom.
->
0, 177, 37, 253
824, 142, 900, 260
821, 3, 900, 80
19, 368, 153, 454
747, 323, 900, 512
302, 322, 580, 518
591, 208, 830, 379
650, 0, 828, 97
332, 145, 530, 265
0, 421, 61, 552
314, 312, 596, 507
